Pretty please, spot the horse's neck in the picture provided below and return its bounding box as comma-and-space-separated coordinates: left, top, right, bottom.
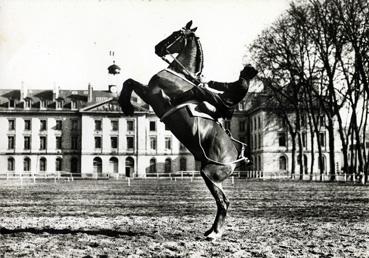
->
169, 37, 203, 77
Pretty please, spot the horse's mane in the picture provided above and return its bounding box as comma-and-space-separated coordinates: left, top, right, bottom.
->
195, 37, 204, 76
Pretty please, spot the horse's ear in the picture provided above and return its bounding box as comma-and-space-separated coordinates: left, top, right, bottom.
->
185, 20, 193, 29
191, 27, 197, 32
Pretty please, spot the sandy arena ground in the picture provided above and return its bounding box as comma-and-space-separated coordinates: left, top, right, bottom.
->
0, 178, 368, 257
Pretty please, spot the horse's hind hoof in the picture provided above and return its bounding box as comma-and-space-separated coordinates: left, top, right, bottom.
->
205, 230, 223, 241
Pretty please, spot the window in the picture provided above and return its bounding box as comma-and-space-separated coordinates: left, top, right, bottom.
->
56, 120, 62, 130
8, 136, 15, 149
179, 143, 186, 151
95, 120, 102, 131
301, 115, 307, 127
165, 123, 170, 131
149, 121, 156, 131
164, 158, 172, 173
9, 99, 15, 108
93, 157, 102, 174
111, 120, 118, 131
56, 136, 62, 149
24, 136, 31, 150
319, 132, 326, 147
8, 119, 15, 130
258, 117, 261, 129
24, 157, 31, 171
150, 136, 157, 150
111, 137, 118, 149
71, 101, 77, 109
238, 101, 246, 111
239, 120, 245, 132
94, 137, 102, 149
278, 132, 286, 147
40, 120, 47, 131
56, 158, 63, 171
39, 158, 47, 171
127, 136, 134, 149
71, 120, 78, 130
127, 120, 135, 131
180, 157, 187, 171
56, 100, 63, 109
25, 120, 31, 130
71, 136, 78, 149
8, 157, 15, 171
125, 157, 134, 177
279, 156, 287, 171
71, 157, 78, 173
302, 132, 307, 148
110, 157, 118, 173
165, 137, 172, 150
224, 120, 231, 130
320, 115, 325, 127
40, 100, 47, 109
25, 99, 32, 109
40, 136, 47, 150
258, 133, 262, 148
149, 158, 156, 173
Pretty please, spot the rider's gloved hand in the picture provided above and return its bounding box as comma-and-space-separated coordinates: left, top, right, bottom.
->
240, 64, 258, 81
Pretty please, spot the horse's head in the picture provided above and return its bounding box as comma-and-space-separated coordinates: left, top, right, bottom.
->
155, 20, 198, 58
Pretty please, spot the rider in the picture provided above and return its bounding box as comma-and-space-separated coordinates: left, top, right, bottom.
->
171, 64, 258, 119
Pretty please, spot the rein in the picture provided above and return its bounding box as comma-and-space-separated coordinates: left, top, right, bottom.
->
160, 32, 202, 85
161, 53, 202, 85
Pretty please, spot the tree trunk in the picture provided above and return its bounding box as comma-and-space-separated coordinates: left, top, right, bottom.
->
327, 116, 336, 181
290, 132, 297, 178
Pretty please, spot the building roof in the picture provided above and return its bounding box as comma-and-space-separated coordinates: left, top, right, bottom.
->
0, 87, 148, 113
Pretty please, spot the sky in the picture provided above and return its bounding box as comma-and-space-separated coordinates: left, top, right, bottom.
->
0, 0, 291, 91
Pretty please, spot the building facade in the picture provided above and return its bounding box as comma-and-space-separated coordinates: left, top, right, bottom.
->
0, 84, 352, 179
0, 85, 199, 178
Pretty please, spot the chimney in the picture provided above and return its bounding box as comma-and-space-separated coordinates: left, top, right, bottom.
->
20, 81, 27, 99
52, 83, 60, 100
88, 83, 93, 102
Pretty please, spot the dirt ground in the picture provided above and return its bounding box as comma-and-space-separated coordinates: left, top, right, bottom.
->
0, 179, 368, 257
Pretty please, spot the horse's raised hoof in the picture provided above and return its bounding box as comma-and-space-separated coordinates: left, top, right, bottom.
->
119, 80, 135, 116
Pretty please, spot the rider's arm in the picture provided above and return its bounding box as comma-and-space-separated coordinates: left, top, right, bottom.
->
207, 81, 239, 92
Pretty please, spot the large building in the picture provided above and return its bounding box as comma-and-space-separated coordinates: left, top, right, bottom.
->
0, 81, 351, 179
0, 84, 203, 178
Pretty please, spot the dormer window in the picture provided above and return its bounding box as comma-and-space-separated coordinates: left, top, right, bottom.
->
40, 100, 47, 109
24, 98, 32, 109
56, 99, 63, 109
8, 99, 15, 109
71, 100, 77, 110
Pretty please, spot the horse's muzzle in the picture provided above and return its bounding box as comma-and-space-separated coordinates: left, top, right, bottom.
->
155, 45, 166, 57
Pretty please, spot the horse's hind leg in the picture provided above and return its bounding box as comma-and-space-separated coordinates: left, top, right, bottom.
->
201, 166, 231, 240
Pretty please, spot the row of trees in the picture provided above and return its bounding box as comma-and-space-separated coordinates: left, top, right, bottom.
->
249, 0, 369, 182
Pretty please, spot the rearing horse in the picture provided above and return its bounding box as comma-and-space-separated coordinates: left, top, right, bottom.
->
119, 21, 247, 239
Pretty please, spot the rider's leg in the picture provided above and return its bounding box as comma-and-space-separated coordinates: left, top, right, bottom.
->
171, 86, 231, 115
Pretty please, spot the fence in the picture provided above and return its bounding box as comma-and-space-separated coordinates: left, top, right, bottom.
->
0, 171, 74, 184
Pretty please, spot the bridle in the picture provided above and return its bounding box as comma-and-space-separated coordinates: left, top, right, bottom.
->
160, 30, 202, 85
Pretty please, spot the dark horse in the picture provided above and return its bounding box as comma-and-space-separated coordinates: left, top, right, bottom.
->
119, 21, 248, 239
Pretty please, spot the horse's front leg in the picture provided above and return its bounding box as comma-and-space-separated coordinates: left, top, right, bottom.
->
119, 79, 150, 116
201, 166, 231, 240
